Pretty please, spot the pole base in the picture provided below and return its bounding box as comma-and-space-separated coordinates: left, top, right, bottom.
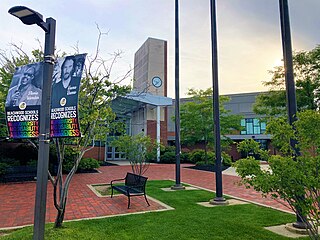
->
292, 221, 310, 230
209, 197, 229, 206
285, 223, 309, 235
171, 184, 185, 190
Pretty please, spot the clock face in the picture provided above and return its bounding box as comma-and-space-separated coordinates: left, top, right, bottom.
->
152, 76, 162, 88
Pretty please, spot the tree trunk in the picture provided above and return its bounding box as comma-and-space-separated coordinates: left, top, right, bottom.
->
54, 206, 65, 228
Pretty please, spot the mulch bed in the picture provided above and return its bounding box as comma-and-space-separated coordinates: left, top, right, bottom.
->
185, 164, 230, 173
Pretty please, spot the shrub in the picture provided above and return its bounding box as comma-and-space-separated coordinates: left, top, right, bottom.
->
190, 150, 214, 164
180, 152, 191, 163
161, 151, 176, 164
222, 152, 232, 166
160, 145, 175, 155
27, 160, 37, 167
190, 150, 205, 163
0, 162, 9, 176
11, 144, 38, 165
78, 158, 100, 170
62, 146, 80, 172
195, 160, 214, 166
0, 157, 19, 167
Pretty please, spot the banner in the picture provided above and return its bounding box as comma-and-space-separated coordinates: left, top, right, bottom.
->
5, 63, 43, 138
5, 54, 86, 139
50, 54, 86, 138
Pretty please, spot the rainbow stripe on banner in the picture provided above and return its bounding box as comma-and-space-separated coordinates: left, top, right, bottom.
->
7, 116, 39, 139
50, 117, 80, 138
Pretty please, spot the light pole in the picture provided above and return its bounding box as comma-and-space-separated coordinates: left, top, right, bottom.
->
8, 6, 56, 240
278, 0, 306, 229
209, 0, 227, 205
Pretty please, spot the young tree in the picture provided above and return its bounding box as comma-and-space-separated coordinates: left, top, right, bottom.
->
49, 28, 131, 228
253, 45, 320, 116
235, 110, 320, 239
0, 28, 131, 228
111, 133, 153, 176
180, 88, 242, 163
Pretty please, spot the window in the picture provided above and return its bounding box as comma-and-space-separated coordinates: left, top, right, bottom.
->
241, 118, 266, 135
256, 139, 268, 150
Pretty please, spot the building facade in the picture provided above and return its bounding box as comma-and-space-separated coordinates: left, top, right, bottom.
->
85, 38, 273, 161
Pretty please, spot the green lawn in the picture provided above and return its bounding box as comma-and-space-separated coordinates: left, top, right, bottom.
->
0, 180, 307, 240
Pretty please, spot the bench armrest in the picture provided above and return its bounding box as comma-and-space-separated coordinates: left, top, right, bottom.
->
110, 178, 125, 186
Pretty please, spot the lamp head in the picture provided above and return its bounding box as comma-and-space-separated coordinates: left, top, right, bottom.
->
8, 6, 44, 25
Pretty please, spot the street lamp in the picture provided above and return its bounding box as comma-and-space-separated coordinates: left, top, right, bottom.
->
8, 6, 56, 240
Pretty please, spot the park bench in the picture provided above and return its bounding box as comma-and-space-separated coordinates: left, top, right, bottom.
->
110, 172, 150, 209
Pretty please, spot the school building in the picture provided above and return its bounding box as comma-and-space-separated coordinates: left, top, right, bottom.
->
87, 38, 273, 161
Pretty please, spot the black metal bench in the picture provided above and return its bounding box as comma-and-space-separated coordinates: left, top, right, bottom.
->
110, 172, 150, 209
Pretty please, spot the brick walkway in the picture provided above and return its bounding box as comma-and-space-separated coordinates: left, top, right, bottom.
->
0, 164, 292, 229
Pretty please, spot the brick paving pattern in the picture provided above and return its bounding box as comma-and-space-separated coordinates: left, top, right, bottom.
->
0, 164, 292, 229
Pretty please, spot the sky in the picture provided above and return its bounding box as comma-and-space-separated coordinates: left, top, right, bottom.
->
1, 0, 319, 98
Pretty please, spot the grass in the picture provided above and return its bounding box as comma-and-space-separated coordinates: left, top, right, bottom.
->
0, 180, 308, 240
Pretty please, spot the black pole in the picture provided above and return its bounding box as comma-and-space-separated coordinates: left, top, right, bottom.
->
172, 0, 184, 190
209, 0, 226, 204
279, 0, 305, 229
33, 17, 56, 240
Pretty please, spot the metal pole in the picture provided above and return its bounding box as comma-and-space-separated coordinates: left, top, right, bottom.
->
156, 105, 161, 162
279, 0, 305, 228
172, 0, 184, 189
209, 0, 226, 204
33, 17, 56, 240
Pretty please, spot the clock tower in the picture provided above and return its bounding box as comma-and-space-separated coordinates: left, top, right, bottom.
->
132, 38, 168, 145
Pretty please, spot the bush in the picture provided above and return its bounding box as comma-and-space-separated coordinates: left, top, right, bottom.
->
161, 151, 176, 164
78, 158, 100, 170
181, 152, 191, 163
27, 160, 37, 167
11, 144, 38, 165
222, 152, 232, 166
145, 148, 157, 162
195, 160, 214, 166
62, 146, 80, 172
0, 157, 19, 167
0, 162, 9, 176
160, 145, 175, 155
190, 150, 214, 164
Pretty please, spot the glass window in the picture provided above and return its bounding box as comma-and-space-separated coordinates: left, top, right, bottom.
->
240, 118, 267, 135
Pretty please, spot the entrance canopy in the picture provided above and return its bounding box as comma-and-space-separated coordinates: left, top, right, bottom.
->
111, 91, 172, 116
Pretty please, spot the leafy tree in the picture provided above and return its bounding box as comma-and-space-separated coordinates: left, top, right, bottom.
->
235, 110, 320, 239
253, 45, 320, 116
236, 139, 260, 157
180, 88, 242, 163
111, 133, 153, 176
236, 139, 269, 160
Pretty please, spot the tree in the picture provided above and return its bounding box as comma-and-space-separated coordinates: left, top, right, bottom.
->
253, 45, 320, 116
236, 139, 260, 158
0, 27, 131, 228
49, 28, 131, 227
235, 110, 320, 240
180, 88, 242, 163
111, 133, 153, 176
